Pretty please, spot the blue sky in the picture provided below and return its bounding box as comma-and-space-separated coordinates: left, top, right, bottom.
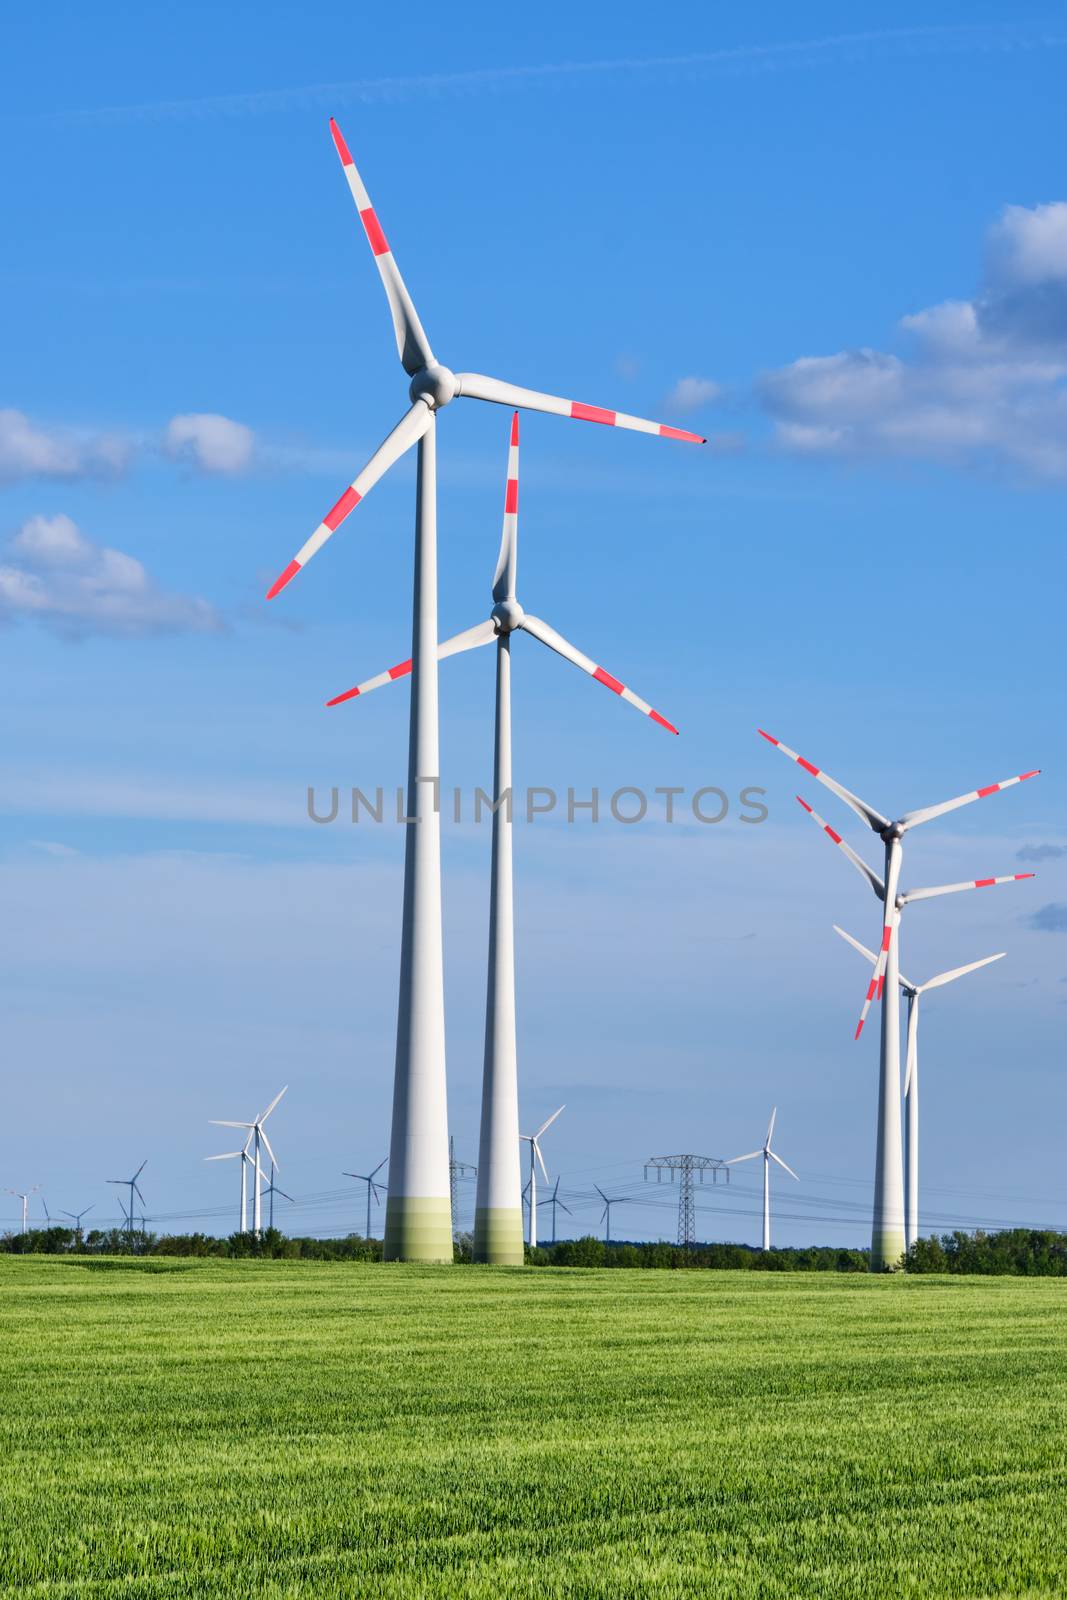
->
1, 3, 1064, 1246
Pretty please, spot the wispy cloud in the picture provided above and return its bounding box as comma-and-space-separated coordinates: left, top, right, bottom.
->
760, 200, 1067, 478
1028, 903, 1067, 933
163, 413, 255, 474
0, 513, 222, 638
37, 27, 1067, 126
1018, 843, 1067, 862
0, 409, 131, 484
666, 377, 723, 414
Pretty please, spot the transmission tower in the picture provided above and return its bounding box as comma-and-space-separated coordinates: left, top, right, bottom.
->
644, 1154, 729, 1250
448, 1135, 476, 1237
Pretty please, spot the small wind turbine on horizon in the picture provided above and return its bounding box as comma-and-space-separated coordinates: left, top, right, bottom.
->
5, 1185, 40, 1233
107, 1162, 146, 1238
834, 926, 1005, 1251
266, 119, 703, 1264
594, 1185, 632, 1246
261, 1160, 293, 1233
728, 1109, 798, 1251
539, 1176, 573, 1245
208, 1088, 286, 1238
759, 729, 1038, 1269
344, 1159, 388, 1241
521, 1106, 564, 1251
62, 1204, 95, 1233
327, 414, 677, 1263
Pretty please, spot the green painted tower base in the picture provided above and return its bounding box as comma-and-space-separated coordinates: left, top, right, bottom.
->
871, 1227, 907, 1272
383, 1196, 453, 1263
473, 1207, 525, 1265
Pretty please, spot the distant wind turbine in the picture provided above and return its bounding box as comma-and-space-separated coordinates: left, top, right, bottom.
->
344, 1159, 388, 1241
539, 1176, 573, 1245
759, 728, 1037, 1268
261, 1161, 293, 1232
834, 926, 1005, 1251
521, 1107, 564, 1250
62, 1204, 95, 1233
204, 1145, 252, 1232
594, 1185, 631, 1246
209, 1087, 287, 1237
107, 1163, 146, 1238
5, 1185, 40, 1233
728, 1108, 798, 1250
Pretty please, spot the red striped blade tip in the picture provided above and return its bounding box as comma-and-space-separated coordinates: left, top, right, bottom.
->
325, 686, 360, 707
659, 424, 706, 443
650, 710, 679, 735
758, 729, 778, 744
509, 411, 519, 446
266, 559, 300, 600
328, 119, 354, 166
795, 795, 813, 812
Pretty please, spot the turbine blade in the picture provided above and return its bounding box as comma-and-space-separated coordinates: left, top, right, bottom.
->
521, 615, 678, 734
204, 1151, 242, 1161
899, 769, 1040, 832
534, 1104, 566, 1139
258, 1129, 278, 1172
903, 994, 919, 1097
535, 1143, 550, 1182
901, 874, 1034, 906
273, 1187, 294, 1203
856, 848, 903, 1040
454, 372, 705, 442
833, 924, 879, 964
727, 1151, 762, 1165
133, 1161, 147, 1181
371, 1158, 388, 1178
493, 412, 520, 602
209, 1120, 253, 1129
796, 798, 884, 899
766, 1107, 777, 1147
769, 1151, 799, 1181
259, 1086, 288, 1124
758, 731, 890, 833
559, 1201, 573, 1216
328, 119, 434, 375
326, 620, 496, 707
918, 951, 1007, 992
266, 401, 432, 599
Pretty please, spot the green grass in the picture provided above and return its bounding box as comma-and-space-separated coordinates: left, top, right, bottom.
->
1, 1260, 1065, 1597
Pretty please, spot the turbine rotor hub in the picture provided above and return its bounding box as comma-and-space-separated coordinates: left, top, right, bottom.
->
409, 364, 457, 410
492, 599, 525, 634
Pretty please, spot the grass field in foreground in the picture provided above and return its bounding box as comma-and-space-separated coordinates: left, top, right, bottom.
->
1, 1262, 1065, 1598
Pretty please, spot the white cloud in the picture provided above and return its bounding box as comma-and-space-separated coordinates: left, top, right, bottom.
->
760, 200, 1067, 477
163, 412, 255, 474
0, 514, 222, 638
666, 376, 722, 413
0, 409, 131, 483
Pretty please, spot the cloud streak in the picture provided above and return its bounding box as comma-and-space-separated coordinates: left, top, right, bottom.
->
37, 26, 1067, 126
0, 409, 131, 484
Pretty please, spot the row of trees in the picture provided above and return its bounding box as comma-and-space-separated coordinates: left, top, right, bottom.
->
4, 1226, 1067, 1273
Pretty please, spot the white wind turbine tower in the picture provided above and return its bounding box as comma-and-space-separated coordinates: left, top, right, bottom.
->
266, 120, 703, 1263
5, 1185, 40, 1233
834, 926, 1005, 1252
727, 1109, 798, 1251
327, 414, 678, 1263
205, 1144, 252, 1233
521, 1106, 564, 1251
208, 1087, 286, 1238
760, 728, 1037, 1269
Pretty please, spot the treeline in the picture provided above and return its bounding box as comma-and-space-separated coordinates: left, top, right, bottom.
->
3, 1226, 1066, 1274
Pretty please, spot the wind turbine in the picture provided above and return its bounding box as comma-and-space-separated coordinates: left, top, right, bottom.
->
62, 1204, 95, 1234
727, 1108, 798, 1251
267, 122, 703, 1263
328, 415, 678, 1263
344, 1159, 388, 1241
540, 1176, 573, 1245
209, 1087, 286, 1238
5, 1186, 40, 1233
521, 1106, 564, 1251
107, 1162, 146, 1239
261, 1161, 293, 1233
834, 926, 1005, 1252
594, 1185, 632, 1246
205, 1144, 252, 1233
759, 728, 1037, 1269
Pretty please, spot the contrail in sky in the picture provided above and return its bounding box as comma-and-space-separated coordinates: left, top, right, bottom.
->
33, 24, 1067, 127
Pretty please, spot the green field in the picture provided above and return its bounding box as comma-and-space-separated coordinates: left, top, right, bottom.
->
2, 1260, 1065, 1597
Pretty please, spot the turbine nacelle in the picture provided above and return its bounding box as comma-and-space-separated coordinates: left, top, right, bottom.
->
408, 364, 458, 410
491, 598, 525, 635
